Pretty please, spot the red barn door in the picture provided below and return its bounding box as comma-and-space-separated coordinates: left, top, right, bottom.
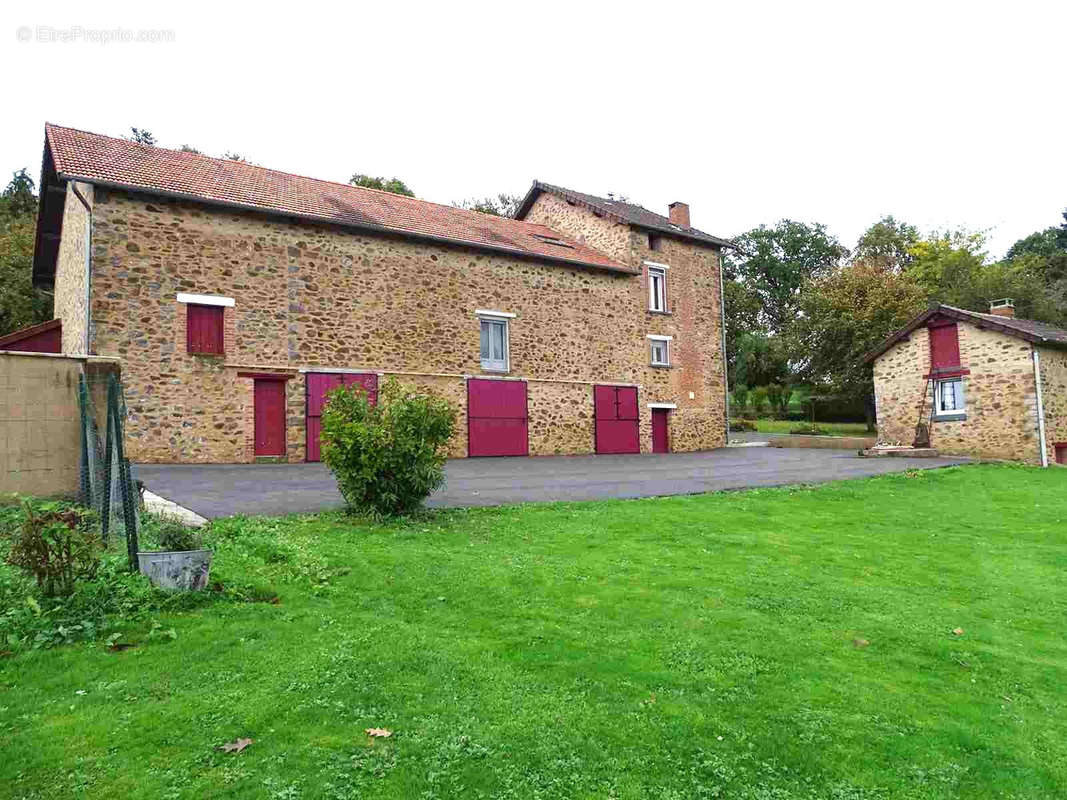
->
594, 385, 640, 454
306, 372, 378, 462
651, 408, 670, 453
254, 379, 287, 457
467, 379, 528, 457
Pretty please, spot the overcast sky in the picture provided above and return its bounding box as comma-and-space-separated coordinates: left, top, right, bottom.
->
2, 1, 1064, 258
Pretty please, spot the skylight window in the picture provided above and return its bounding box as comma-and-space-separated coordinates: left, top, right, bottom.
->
531, 234, 574, 249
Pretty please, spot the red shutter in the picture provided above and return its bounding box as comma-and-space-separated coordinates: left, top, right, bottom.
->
187, 304, 224, 354
467, 379, 528, 457
929, 323, 960, 370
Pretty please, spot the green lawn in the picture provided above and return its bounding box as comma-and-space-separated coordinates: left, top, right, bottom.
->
3, 464, 1067, 798
752, 419, 873, 436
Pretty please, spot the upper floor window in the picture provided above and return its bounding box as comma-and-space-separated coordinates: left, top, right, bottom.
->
178, 293, 234, 356
934, 378, 965, 418
647, 264, 667, 312
476, 309, 514, 372
648, 233, 662, 252
647, 334, 672, 367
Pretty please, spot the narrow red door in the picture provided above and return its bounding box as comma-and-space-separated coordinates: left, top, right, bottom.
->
594, 385, 640, 454
468, 379, 528, 457
306, 372, 378, 462
651, 408, 670, 453
254, 379, 287, 457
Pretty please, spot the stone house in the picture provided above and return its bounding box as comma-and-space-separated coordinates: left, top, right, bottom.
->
867, 300, 1067, 465
31, 124, 733, 463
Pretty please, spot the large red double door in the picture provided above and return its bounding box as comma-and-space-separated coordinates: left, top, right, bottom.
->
594, 385, 640, 454
306, 372, 378, 462
467, 379, 528, 457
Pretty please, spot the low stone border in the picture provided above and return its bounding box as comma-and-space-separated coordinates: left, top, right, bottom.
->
765, 434, 877, 450
142, 489, 208, 527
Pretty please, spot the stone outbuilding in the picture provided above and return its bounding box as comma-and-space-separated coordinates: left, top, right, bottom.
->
30, 124, 734, 463
867, 300, 1067, 465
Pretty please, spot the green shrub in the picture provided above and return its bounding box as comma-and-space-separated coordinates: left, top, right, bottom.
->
751, 386, 768, 416
320, 378, 456, 517
766, 384, 783, 415
4, 501, 100, 597
731, 384, 749, 413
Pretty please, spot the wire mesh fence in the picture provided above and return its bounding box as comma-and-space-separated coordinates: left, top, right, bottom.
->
78, 371, 140, 568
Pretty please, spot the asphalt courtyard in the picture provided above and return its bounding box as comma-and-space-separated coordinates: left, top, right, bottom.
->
135, 446, 969, 519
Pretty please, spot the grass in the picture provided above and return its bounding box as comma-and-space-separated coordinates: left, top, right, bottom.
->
3, 464, 1067, 798
752, 419, 872, 436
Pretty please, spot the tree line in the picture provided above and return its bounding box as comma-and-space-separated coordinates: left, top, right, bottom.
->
723, 212, 1067, 428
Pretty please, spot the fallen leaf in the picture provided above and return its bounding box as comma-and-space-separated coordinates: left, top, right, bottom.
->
365, 728, 393, 738
218, 737, 253, 753
952, 627, 964, 636
853, 638, 870, 648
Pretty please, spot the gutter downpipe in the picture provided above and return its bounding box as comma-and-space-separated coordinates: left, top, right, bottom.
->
1033, 347, 1049, 468
718, 247, 730, 444
70, 181, 92, 355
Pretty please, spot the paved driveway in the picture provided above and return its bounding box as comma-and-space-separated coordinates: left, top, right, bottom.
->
135, 448, 969, 519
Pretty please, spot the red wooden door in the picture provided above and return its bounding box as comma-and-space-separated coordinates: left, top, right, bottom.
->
305, 372, 378, 462
651, 408, 670, 453
254, 379, 287, 457
467, 379, 528, 457
594, 385, 640, 454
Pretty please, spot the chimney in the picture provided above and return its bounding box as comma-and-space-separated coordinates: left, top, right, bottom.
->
989, 298, 1015, 318
668, 201, 690, 227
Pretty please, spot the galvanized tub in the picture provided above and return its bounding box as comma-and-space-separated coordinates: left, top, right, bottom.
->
137, 550, 213, 591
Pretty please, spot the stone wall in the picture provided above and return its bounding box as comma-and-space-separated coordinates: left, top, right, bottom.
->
873, 320, 1042, 462
1038, 346, 1067, 463
81, 187, 727, 462
523, 193, 728, 453
52, 182, 93, 354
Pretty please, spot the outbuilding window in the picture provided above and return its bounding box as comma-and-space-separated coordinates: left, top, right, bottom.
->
934, 378, 965, 418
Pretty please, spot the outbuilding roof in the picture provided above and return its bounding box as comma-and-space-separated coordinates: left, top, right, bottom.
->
33, 124, 634, 288
865, 302, 1067, 363
515, 181, 736, 249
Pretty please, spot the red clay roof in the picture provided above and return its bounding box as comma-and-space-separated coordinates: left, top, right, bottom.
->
43, 124, 634, 274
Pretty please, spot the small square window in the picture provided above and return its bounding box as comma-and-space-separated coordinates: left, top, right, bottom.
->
479, 318, 509, 372
934, 378, 965, 417
648, 233, 662, 252
648, 266, 667, 313
650, 338, 670, 366
187, 304, 224, 355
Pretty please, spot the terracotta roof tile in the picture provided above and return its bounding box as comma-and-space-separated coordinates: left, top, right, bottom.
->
515, 181, 736, 249
43, 124, 634, 274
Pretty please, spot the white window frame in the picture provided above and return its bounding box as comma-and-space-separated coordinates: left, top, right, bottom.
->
934, 377, 966, 418
647, 334, 672, 367
476, 311, 512, 373
645, 261, 669, 313
176, 293, 235, 307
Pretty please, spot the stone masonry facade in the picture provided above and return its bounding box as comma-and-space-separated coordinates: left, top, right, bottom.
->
54, 185, 727, 463
873, 319, 1051, 463
1038, 346, 1067, 464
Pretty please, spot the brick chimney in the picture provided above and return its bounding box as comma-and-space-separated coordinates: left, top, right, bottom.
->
989, 298, 1015, 318
668, 201, 690, 227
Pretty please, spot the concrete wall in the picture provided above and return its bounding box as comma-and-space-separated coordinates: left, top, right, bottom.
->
873, 319, 1044, 462
0, 351, 119, 496
77, 187, 727, 463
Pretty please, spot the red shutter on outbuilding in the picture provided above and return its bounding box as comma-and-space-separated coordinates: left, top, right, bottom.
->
187, 304, 224, 354
928, 323, 960, 370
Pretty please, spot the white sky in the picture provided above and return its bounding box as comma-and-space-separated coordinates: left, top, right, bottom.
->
2, 1, 1064, 259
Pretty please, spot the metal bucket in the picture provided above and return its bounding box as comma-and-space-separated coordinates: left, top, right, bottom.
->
137, 550, 213, 591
